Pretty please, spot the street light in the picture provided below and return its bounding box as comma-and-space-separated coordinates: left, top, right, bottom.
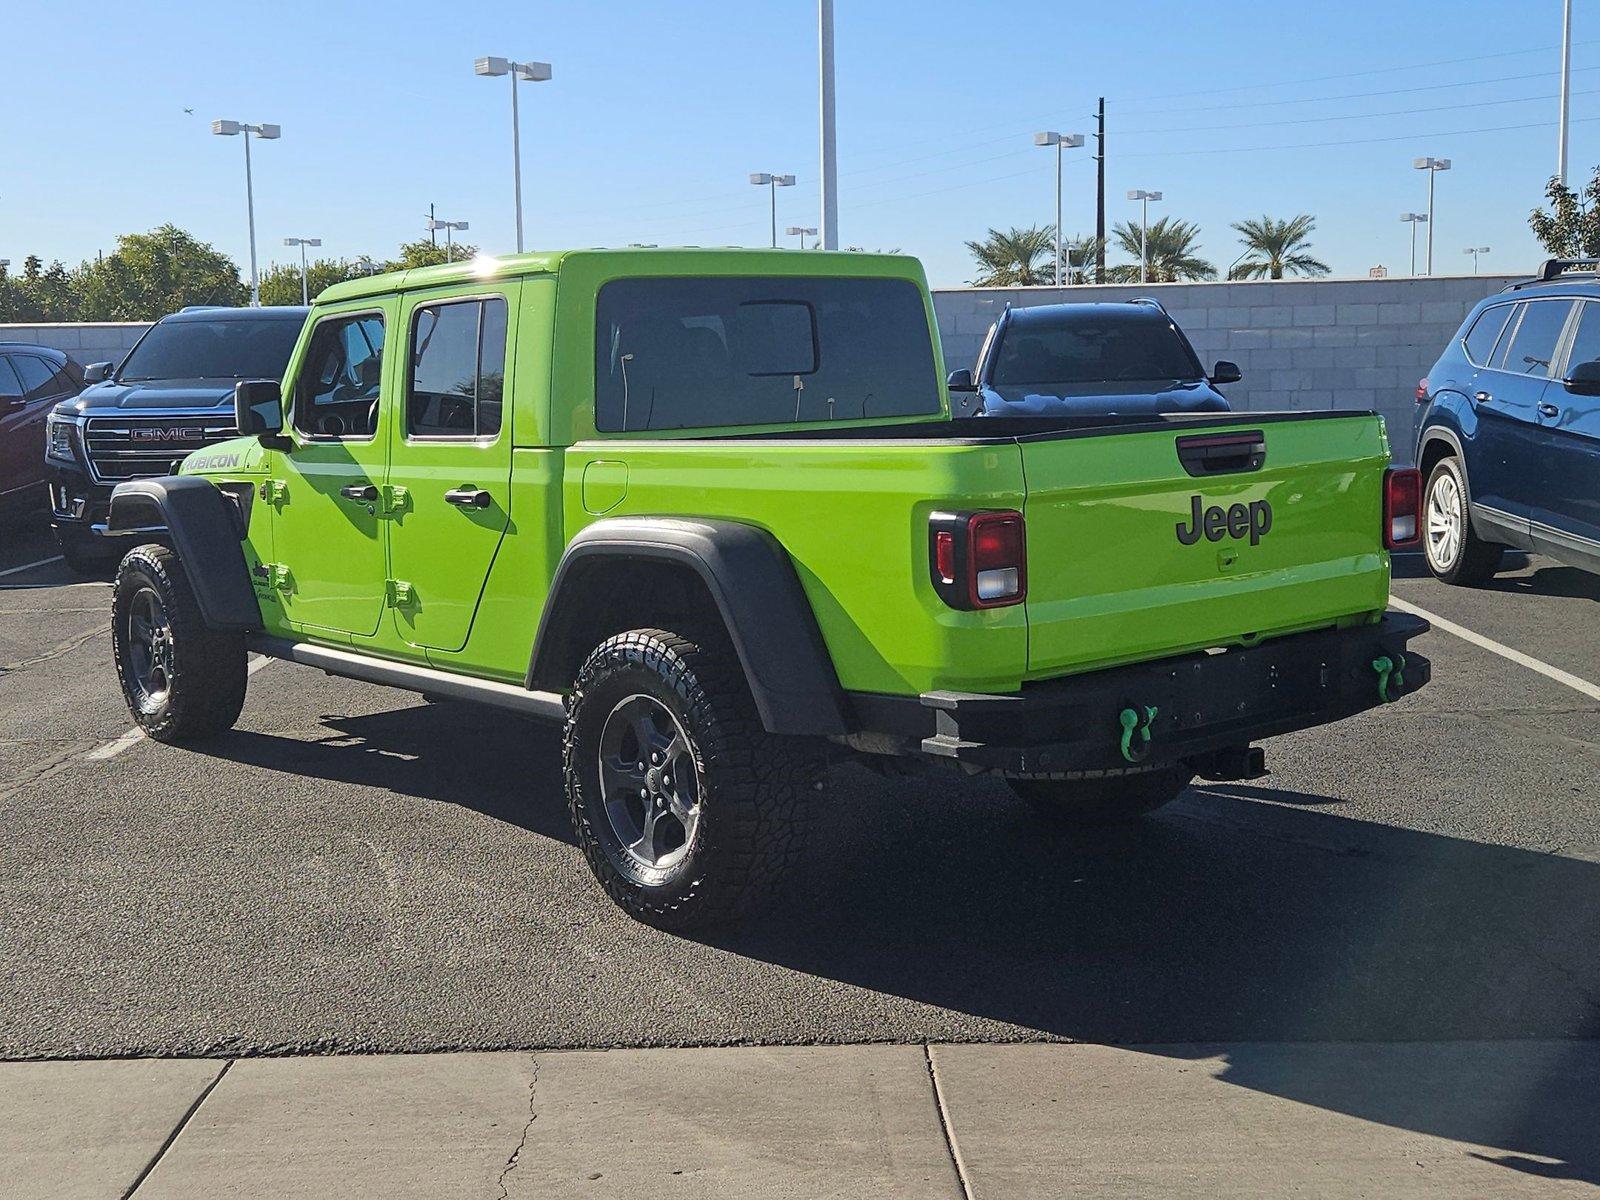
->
1399, 213, 1428, 277
473, 56, 552, 254
1463, 245, 1491, 275
211, 119, 281, 306
1126, 189, 1163, 284
786, 225, 817, 250
750, 173, 796, 248
282, 237, 322, 305
427, 218, 470, 263
1035, 131, 1085, 287
1412, 157, 1451, 275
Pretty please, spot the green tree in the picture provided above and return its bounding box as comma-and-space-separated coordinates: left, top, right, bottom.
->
964, 225, 1058, 286
258, 258, 373, 306
74, 225, 246, 320
1108, 217, 1216, 282
1529, 170, 1600, 256
1227, 214, 1329, 280
391, 236, 480, 269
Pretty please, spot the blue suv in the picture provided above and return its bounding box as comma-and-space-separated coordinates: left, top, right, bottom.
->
1414, 258, 1600, 584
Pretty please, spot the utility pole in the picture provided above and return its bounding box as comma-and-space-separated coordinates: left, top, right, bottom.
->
1094, 98, 1106, 283
428, 203, 437, 247
1559, 0, 1574, 184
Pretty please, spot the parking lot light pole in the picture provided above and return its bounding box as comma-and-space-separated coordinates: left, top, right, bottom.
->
473, 56, 552, 254
786, 225, 817, 249
1035, 132, 1085, 287
1464, 245, 1490, 275
427, 218, 470, 263
750, 173, 796, 248
211, 120, 281, 306
1399, 213, 1428, 276
1412, 157, 1450, 275
1126, 189, 1162, 283
282, 238, 322, 305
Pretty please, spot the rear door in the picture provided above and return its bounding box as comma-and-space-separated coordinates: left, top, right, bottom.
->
385, 285, 518, 652
1470, 298, 1574, 525
1535, 299, 1600, 567
1019, 414, 1392, 678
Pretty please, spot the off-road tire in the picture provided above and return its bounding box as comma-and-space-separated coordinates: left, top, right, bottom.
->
1423, 456, 1503, 585
563, 627, 819, 930
111, 544, 247, 743
1008, 766, 1193, 824
57, 530, 117, 580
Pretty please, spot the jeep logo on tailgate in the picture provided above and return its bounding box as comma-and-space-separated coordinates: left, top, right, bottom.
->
1176, 495, 1273, 546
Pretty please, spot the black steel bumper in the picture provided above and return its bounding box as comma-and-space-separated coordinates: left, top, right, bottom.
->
850, 613, 1431, 775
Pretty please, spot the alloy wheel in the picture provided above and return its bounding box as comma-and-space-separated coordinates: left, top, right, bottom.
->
597, 694, 702, 871
1426, 470, 1463, 572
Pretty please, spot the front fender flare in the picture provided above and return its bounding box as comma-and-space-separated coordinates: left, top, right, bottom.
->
107, 476, 262, 632
528, 517, 848, 737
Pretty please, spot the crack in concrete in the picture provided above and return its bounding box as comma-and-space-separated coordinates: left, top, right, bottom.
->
495, 1054, 539, 1200
924, 1044, 974, 1200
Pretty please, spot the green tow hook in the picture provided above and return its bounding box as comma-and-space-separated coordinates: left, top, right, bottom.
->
1372, 653, 1407, 704
1118, 705, 1159, 764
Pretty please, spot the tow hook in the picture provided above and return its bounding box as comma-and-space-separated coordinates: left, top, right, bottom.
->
1372, 653, 1407, 704
1118, 705, 1159, 763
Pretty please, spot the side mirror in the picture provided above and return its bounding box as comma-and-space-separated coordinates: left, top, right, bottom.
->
1564, 359, 1600, 395
1210, 360, 1243, 386
83, 362, 112, 384
234, 379, 284, 438
947, 368, 977, 392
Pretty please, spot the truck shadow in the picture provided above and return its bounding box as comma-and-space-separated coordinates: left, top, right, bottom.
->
192, 706, 1598, 1183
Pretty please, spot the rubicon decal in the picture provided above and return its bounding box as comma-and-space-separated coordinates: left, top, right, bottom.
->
1176, 495, 1273, 546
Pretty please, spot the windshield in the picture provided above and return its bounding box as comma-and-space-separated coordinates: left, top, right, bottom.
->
992, 314, 1201, 389
118, 317, 304, 383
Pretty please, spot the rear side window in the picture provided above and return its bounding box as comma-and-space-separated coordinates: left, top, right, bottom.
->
1461, 304, 1512, 367
1496, 300, 1573, 376
407, 297, 508, 439
594, 276, 941, 432
1564, 300, 1600, 369
10, 354, 59, 401
293, 312, 386, 439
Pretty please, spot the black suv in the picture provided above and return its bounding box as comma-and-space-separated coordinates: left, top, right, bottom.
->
45, 305, 306, 574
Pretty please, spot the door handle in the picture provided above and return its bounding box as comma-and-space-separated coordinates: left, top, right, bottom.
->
1537, 402, 1560, 419
443, 486, 492, 509
1474, 391, 1492, 403
339, 483, 379, 502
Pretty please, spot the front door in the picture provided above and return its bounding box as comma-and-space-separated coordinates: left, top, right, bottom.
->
1470, 297, 1575, 525
0, 355, 57, 500
385, 287, 517, 652
1536, 298, 1600, 566
270, 305, 393, 638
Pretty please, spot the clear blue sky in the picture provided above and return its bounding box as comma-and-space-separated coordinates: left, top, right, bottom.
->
2, 0, 1594, 287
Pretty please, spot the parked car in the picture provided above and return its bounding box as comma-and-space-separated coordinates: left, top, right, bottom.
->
45, 305, 307, 575
1414, 258, 1600, 583
103, 248, 1427, 930
945, 300, 1238, 418
1, 344, 83, 512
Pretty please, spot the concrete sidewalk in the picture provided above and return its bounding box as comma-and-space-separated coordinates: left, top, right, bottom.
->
2, 1041, 1595, 1199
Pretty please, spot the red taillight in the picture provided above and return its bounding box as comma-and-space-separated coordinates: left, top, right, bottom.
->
1384, 467, 1421, 549
1415, 378, 1430, 403
928, 510, 1027, 609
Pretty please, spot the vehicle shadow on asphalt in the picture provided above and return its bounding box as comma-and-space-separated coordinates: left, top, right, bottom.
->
723, 771, 1600, 1186
187, 707, 1598, 1185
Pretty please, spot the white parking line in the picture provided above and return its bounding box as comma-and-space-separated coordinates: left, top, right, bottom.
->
1390, 595, 1600, 703
0, 555, 64, 579
84, 656, 277, 762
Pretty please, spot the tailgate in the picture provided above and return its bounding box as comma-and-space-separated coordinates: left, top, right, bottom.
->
1021, 413, 1392, 678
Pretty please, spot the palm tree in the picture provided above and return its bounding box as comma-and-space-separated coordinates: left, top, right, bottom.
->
965, 225, 1057, 286
1108, 217, 1216, 282
1228, 214, 1330, 280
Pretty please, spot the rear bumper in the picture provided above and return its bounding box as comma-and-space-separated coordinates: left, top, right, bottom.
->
847, 612, 1430, 775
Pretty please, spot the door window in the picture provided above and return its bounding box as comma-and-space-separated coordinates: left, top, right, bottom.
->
1563, 301, 1600, 371
1496, 300, 1572, 377
11, 355, 60, 401
406, 297, 508, 439
292, 313, 385, 439
0, 358, 23, 404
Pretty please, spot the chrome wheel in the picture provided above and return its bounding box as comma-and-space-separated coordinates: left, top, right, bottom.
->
1425, 469, 1463, 572
597, 694, 701, 871
124, 586, 174, 713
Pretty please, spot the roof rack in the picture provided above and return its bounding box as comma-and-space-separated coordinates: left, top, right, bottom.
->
1503, 257, 1600, 291
1126, 296, 1171, 315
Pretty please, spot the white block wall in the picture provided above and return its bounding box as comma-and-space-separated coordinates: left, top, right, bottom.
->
0, 322, 149, 371
933, 275, 1524, 462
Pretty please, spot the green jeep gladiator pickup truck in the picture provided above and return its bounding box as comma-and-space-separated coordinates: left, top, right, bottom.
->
104, 248, 1430, 929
